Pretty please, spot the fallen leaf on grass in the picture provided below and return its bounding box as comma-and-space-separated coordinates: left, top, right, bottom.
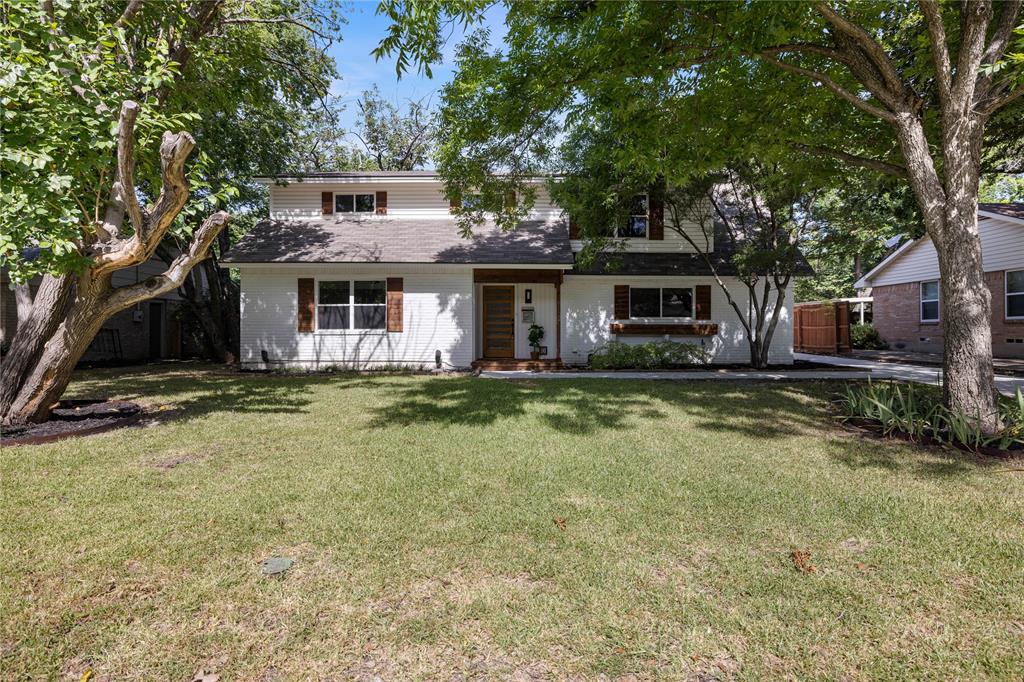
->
790, 549, 817, 574
79, 670, 93, 682
191, 670, 219, 682
554, 517, 567, 531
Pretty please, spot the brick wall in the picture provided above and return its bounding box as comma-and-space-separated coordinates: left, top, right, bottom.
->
872, 271, 1024, 358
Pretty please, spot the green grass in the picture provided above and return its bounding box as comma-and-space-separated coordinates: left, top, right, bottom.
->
2, 365, 1022, 680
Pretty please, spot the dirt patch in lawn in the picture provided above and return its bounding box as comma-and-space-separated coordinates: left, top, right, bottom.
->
1, 399, 142, 446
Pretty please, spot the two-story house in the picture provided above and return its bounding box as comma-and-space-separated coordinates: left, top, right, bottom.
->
221, 171, 798, 369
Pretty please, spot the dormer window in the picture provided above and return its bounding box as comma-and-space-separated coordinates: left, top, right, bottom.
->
335, 193, 376, 214
617, 194, 648, 238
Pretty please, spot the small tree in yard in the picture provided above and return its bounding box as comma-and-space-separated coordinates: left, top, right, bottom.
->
0, 0, 339, 424
667, 165, 814, 369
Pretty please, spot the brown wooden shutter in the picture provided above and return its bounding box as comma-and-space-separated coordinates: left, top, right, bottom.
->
449, 196, 461, 212
298, 278, 315, 332
321, 192, 333, 215
649, 194, 664, 240
695, 285, 712, 320
569, 219, 580, 240
375, 191, 388, 215
614, 285, 630, 320
386, 277, 403, 332
504, 190, 516, 208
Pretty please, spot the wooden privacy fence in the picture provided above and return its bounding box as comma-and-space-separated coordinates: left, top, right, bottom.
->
794, 301, 851, 354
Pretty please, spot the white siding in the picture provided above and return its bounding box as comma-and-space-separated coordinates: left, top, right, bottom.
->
238, 264, 474, 369
269, 180, 562, 222
570, 213, 713, 254
869, 218, 1024, 287
560, 275, 793, 365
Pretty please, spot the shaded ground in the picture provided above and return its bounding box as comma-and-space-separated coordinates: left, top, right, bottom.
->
1, 364, 1022, 680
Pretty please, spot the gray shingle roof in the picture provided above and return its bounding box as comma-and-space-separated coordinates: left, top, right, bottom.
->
221, 218, 575, 265
979, 203, 1024, 221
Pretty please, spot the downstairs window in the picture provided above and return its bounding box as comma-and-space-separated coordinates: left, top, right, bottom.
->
1007, 270, 1024, 320
629, 287, 693, 318
920, 280, 939, 322
317, 279, 386, 330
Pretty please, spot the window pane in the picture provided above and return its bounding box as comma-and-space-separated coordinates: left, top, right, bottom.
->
662, 288, 693, 317
354, 280, 386, 304
629, 288, 660, 317
1007, 270, 1024, 294
1008, 293, 1024, 318
335, 194, 354, 213
319, 280, 349, 305
621, 216, 648, 238
355, 193, 375, 213
921, 280, 939, 300
921, 300, 939, 321
354, 305, 386, 329
629, 194, 648, 216
318, 305, 349, 329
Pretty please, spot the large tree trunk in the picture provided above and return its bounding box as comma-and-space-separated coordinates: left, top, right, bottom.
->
895, 113, 1000, 433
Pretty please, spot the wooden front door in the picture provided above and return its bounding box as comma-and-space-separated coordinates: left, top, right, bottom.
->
482, 285, 515, 358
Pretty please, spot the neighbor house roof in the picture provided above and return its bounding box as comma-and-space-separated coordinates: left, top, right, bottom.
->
221, 218, 575, 265
855, 202, 1023, 288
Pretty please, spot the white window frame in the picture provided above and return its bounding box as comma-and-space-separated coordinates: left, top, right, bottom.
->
333, 192, 376, 215
314, 277, 387, 333
616, 193, 649, 239
920, 280, 940, 323
1006, 269, 1024, 320
628, 286, 695, 319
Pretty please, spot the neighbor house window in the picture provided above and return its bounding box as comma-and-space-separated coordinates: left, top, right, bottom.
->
920, 280, 940, 322
617, 194, 648, 238
334, 193, 375, 214
1007, 270, 1024, 319
629, 287, 693, 318
317, 280, 386, 330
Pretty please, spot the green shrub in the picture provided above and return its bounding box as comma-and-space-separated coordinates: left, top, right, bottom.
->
589, 340, 710, 370
836, 381, 1024, 451
850, 323, 887, 350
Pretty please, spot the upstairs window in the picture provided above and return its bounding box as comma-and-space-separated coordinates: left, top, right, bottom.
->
335, 193, 375, 214
629, 287, 693, 318
1007, 270, 1024, 319
920, 280, 939, 322
317, 279, 386, 330
618, 194, 649, 238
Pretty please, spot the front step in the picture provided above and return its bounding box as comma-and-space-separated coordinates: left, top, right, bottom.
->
471, 359, 566, 371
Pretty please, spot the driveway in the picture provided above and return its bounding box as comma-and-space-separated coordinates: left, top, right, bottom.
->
795, 353, 1024, 397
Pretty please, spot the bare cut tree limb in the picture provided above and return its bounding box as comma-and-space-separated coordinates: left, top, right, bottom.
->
99, 101, 144, 241
814, 1, 906, 94
758, 53, 896, 122
919, 0, 952, 107
104, 211, 231, 313
790, 142, 910, 178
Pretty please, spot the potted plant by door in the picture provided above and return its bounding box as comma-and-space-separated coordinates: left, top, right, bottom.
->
528, 324, 545, 360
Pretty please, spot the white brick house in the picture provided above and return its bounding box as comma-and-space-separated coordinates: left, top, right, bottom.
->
222, 171, 802, 369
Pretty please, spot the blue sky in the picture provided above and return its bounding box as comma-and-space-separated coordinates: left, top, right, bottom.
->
327, 2, 508, 135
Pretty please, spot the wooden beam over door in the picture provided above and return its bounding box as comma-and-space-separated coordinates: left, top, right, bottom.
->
473, 268, 565, 284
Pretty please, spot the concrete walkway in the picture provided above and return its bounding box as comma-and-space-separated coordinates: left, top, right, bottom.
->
796, 352, 1024, 397
481, 368, 871, 382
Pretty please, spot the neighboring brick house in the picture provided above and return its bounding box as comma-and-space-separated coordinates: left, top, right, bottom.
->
1, 258, 184, 363
855, 203, 1024, 358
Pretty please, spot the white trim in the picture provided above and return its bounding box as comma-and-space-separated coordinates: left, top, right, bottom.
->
1006, 268, 1024, 320
222, 262, 572, 270
854, 239, 916, 288
919, 280, 940, 323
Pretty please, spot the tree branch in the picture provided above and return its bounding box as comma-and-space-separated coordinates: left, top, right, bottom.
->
981, 0, 1022, 66
222, 15, 332, 41
104, 211, 230, 313
758, 53, 896, 122
919, 0, 952, 107
99, 101, 145, 242
951, 0, 993, 112
790, 142, 909, 178
814, 2, 905, 94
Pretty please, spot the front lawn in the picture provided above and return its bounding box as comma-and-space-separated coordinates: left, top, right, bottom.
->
2, 366, 1021, 679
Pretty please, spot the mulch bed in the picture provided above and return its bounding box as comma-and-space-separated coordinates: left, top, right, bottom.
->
1, 399, 143, 447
